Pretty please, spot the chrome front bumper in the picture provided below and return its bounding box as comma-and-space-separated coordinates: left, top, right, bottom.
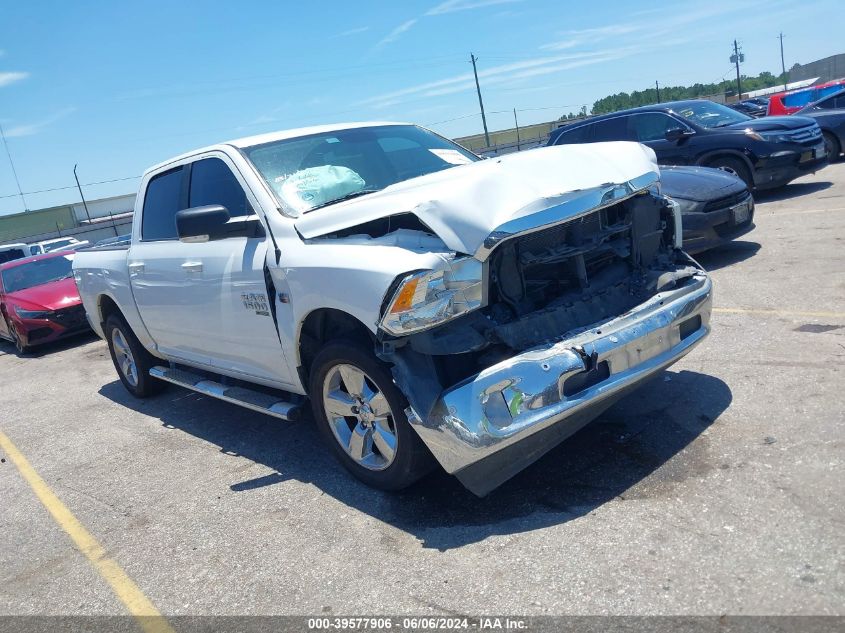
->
406, 272, 713, 496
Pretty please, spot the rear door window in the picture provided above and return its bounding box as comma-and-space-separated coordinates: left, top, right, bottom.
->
188, 157, 252, 217
591, 117, 630, 142
553, 123, 593, 144
141, 167, 184, 241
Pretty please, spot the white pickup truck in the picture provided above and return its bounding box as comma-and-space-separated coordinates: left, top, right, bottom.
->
73, 122, 712, 496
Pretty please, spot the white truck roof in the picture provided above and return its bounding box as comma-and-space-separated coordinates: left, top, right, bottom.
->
145, 121, 408, 176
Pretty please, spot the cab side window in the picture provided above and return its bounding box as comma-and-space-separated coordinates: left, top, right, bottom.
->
141, 167, 184, 241
189, 158, 252, 217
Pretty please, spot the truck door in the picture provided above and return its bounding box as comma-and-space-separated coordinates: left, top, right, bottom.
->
129, 156, 294, 387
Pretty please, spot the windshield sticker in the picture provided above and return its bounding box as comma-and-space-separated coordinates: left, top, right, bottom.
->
241, 292, 270, 316
429, 148, 473, 165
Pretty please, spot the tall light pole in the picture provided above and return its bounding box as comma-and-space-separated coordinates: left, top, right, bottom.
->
655, 80, 661, 103
0, 122, 29, 211
470, 53, 491, 148
778, 32, 787, 81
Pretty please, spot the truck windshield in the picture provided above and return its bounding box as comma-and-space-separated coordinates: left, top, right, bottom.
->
1, 255, 74, 293
243, 125, 479, 215
673, 101, 751, 128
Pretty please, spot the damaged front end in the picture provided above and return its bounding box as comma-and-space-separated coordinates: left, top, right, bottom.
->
377, 173, 712, 496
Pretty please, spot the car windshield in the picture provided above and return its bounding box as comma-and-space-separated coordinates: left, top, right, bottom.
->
673, 101, 752, 128
243, 124, 479, 215
1, 255, 74, 293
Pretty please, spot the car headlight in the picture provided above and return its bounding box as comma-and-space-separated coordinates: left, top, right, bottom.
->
747, 129, 792, 144
380, 256, 484, 336
670, 196, 701, 215
15, 307, 51, 319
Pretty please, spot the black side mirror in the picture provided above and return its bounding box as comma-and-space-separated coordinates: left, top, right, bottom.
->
176, 205, 265, 242
664, 127, 693, 142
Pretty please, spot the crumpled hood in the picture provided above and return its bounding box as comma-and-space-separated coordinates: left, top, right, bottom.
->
6, 277, 81, 311
295, 142, 660, 255
661, 165, 748, 203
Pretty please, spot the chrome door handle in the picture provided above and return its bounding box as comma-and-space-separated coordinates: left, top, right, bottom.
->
128, 262, 145, 274
181, 262, 203, 273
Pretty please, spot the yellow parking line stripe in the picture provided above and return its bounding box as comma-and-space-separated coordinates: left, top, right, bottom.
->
713, 307, 845, 319
0, 430, 175, 633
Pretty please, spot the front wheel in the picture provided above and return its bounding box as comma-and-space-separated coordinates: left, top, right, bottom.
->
4, 317, 28, 355
105, 314, 164, 398
823, 132, 841, 161
706, 156, 752, 189
309, 341, 434, 491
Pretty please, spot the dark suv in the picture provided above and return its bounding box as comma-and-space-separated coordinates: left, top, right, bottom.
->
548, 100, 828, 189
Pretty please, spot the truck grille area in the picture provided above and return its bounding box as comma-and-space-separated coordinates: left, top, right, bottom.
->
485, 193, 673, 350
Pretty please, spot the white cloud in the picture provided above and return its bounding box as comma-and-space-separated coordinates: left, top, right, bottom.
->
0, 71, 29, 88
335, 26, 370, 38
426, 0, 522, 15
374, 19, 418, 49
359, 49, 636, 108
3, 107, 76, 137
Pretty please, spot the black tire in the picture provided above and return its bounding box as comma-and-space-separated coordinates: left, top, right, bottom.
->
823, 132, 841, 162
5, 316, 29, 355
104, 314, 164, 398
706, 156, 753, 188
309, 340, 434, 491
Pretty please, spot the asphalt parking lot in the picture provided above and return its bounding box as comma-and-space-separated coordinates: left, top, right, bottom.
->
1, 162, 843, 618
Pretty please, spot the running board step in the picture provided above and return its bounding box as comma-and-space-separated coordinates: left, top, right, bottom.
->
149, 366, 301, 421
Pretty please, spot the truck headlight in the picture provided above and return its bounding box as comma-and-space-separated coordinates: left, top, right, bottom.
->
380, 256, 484, 335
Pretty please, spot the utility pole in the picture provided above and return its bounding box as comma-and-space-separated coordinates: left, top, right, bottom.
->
778, 32, 787, 81
731, 40, 743, 99
655, 80, 661, 103
73, 164, 92, 224
0, 122, 29, 211
513, 108, 521, 150
470, 53, 491, 148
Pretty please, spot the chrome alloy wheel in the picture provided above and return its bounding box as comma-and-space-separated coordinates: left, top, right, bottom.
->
322, 364, 398, 471
112, 328, 138, 387
715, 165, 739, 177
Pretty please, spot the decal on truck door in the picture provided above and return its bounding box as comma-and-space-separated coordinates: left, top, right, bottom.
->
241, 292, 270, 316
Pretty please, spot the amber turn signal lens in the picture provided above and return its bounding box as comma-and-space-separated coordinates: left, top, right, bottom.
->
389, 278, 420, 313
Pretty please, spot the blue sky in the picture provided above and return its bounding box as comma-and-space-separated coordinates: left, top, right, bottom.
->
1, 0, 841, 214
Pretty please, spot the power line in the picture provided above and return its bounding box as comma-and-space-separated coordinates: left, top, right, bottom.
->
0, 123, 28, 210
0, 175, 141, 201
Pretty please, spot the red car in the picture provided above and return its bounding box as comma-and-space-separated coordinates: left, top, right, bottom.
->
0, 251, 89, 354
767, 79, 845, 116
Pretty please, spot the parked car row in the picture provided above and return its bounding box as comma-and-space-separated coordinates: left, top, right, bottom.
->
766, 79, 845, 116
547, 99, 828, 190
0, 236, 90, 264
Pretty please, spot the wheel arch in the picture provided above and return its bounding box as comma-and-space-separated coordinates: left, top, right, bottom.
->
696, 149, 754, 172
297, 308, 376, 390
696, 149, 754, 169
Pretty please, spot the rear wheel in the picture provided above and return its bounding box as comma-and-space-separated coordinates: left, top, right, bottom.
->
706, 156, 752, 188
823, 132, 841, 161
309, 341, 433, 490
105, 314, 164, 397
